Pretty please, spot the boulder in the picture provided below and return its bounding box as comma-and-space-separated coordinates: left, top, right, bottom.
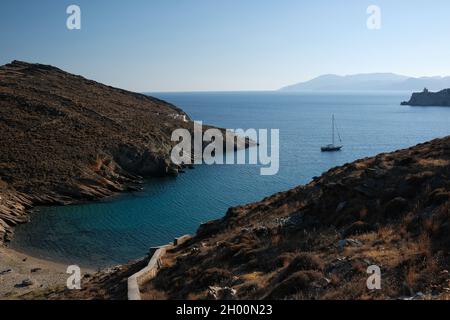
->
207, 286, 237, 300
342, 221, 376, 237
427, 188, 449, 206
384, 197, 409, 218
15, 278, 35, 288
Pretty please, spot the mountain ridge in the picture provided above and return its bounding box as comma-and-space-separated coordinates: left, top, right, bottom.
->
280, 73, 450, 92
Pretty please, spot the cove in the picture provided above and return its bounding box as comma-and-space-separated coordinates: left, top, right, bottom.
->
11, 91, 450, 268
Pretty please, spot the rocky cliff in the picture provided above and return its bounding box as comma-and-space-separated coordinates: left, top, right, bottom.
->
0, 61, 244, 244
401, 88, 450, 106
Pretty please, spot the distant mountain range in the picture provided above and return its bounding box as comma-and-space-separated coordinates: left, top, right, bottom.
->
279, 73, 450, 92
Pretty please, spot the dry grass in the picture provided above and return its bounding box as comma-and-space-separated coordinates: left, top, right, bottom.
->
417, 158, 449, 167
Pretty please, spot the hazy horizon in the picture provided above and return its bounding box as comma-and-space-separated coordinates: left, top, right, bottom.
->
2, 0, 450, 92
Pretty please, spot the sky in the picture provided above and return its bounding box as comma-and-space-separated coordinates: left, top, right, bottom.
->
1, 0, 450, 92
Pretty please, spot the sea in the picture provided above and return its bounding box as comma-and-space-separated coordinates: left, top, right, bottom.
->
10, 91, 450, 268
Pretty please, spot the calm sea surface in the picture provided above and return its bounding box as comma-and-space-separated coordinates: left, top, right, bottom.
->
11, 92, 450, 268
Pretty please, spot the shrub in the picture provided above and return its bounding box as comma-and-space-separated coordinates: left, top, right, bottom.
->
278, 253, 324, 282
266, 271, 323, 299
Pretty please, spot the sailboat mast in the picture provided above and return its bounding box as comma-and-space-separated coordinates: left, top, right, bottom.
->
332, 115, 335, 145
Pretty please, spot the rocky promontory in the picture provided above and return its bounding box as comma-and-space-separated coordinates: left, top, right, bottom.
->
0, 61, 247, 244
401, 88, 450, 106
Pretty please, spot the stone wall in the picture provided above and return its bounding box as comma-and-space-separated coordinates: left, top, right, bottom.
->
127, 235, 192, 300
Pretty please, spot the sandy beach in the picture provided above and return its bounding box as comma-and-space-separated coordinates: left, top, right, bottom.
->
0, 247, 93, 299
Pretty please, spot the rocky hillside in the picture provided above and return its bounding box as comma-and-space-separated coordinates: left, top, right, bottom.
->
401, 88, 450, 106
132, 136, 449, 300
0, 60, 242, 244
49, 136, 450, 300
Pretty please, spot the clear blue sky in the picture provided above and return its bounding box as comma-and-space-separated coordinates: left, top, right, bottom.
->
1, 0, 449, 92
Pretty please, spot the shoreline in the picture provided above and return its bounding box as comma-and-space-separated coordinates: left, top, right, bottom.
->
0, 246, 94, 299
7, 241, 105, 271
5, 175, 189, 272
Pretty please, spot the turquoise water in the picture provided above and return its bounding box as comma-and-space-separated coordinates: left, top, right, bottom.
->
11, 92, 450, 268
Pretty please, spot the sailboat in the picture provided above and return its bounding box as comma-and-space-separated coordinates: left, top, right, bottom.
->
321, 115, 343, 152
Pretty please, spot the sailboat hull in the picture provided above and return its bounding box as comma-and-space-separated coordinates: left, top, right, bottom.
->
321, 145, 343, 152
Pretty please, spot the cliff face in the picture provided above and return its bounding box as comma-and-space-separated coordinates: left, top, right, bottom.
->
134, 137, 449, 300
401, 88, 450, 106
0, 61, 212, 243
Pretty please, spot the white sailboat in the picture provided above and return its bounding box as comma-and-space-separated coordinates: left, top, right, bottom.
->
321, 115, 343, 152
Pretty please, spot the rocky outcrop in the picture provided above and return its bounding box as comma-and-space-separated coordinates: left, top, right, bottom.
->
401, 88, 450, 106
0, 61, 248, 244
0, 189, 32, 243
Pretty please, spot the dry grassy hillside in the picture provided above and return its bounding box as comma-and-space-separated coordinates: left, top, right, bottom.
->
139, 137, 450, 300
0, 61, 215, 243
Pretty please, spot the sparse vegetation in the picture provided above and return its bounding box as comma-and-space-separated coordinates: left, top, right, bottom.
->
138, 135, 450, 300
